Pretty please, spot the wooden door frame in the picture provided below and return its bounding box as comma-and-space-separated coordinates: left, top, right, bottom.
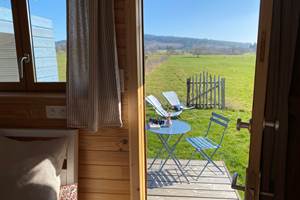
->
246, 0, 274, 199
126, 0, 277, 199
127, 0, 146, 200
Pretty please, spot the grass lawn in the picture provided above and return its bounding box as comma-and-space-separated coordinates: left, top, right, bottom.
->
145, 54, 256, 197
57, 51, 67, 81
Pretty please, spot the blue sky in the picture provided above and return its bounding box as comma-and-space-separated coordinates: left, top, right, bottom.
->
1, 0, 66, 41
28, 0, 66, 41
1, 0, 259, 43
144, 0, 260, 43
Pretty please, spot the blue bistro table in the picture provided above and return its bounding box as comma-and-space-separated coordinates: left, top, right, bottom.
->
146, 120, 191, 182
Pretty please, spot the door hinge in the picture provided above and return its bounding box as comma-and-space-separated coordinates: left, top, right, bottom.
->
244, 170, 275, 199
248, 188, 275, 199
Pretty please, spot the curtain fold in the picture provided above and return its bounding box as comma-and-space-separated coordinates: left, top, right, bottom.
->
67, 0, 122, 132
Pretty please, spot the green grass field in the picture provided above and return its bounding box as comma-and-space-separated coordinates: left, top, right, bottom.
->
56, 51, 254, 197
145, 54, 256, 197
57, 51, 67, 81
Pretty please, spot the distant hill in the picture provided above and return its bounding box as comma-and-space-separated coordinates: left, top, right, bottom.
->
55, 40, 66, 52
55, 34, 256, 55
144, 34, 256, 55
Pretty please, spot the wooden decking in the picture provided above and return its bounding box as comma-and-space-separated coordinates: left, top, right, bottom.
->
147, 159, 240, 200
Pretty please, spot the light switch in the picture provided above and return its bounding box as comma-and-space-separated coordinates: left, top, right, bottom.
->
46, 106, 66, 119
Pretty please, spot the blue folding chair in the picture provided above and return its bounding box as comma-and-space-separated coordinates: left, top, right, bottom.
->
185, 112, 230, 180
145, 95, 182, 118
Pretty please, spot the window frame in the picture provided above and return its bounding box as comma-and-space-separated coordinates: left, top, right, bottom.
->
0, 0, 66, 92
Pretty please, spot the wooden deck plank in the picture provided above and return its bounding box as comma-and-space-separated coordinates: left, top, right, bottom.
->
147, 159, 225, 166
148, 189, 237, 199
148, 183, 233, 191
149, 164, 227, 175
148, 196, 238, 200
147, 159, 240, 200
148, 176, 231, 184
148, 168, 228, 178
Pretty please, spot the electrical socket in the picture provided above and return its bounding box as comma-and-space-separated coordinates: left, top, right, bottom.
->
46, 106, 66, 119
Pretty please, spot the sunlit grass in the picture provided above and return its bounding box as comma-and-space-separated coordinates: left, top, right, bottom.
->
56, 51, 66, 81
146, 54, 256, 198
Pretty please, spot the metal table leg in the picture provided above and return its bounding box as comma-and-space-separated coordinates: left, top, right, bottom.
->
159, 134, 184, 170
157, 134, 189, 183
148, 135, 171, 170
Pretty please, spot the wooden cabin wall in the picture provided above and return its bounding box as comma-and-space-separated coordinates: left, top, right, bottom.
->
78, 1, 131, 199
0, 0, 133, 199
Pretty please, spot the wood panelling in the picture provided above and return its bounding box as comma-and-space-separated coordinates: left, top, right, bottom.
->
80, 128, 129, 137
79, 151, 129, 166
0, 93, 66, 128
79, 135, 129, 151
79, 193, 130, 200
79, 179, 130, 194
79, 165, 129, 180
78, 0, 132, 199
0, 0, 133, 199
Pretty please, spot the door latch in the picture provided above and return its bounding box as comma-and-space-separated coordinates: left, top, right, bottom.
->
19, 53, 31, 79
231, 172, 245, 191
236, 118, 252, 131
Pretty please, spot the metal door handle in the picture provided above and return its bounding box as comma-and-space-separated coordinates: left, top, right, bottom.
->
236, 118, 251, 131
231, 172, 246, 191
263, 120, 279, 131
19, 53, 30, 79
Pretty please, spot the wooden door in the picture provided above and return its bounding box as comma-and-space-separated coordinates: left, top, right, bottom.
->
234, 0, 300, 199
243, 0, 274, 199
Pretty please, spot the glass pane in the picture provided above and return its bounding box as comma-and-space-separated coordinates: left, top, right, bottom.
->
27, 0, 66, 82
0, 0, 20, 82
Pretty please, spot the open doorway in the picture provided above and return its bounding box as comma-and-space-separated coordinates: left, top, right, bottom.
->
143, 1, 260, 199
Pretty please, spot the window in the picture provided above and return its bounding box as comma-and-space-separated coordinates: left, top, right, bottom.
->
0, 1, 21, 85
0, 0, 66, 91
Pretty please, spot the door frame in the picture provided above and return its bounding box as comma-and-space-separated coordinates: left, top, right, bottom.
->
127, 0, 276, 199
246, 0, 274, 199
127, 0, 146, 200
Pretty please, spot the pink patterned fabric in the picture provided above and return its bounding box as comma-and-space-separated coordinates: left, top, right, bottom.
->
59, 183, 78, 200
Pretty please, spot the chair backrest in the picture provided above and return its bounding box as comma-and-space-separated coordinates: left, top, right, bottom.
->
162, 91, 181, 107
145, 95, 168, 117
205, 112, 230, 145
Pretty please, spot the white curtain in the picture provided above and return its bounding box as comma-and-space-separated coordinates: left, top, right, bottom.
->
67, 0, 122, 132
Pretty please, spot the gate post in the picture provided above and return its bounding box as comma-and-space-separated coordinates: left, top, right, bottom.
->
186, 78, 191, 106
221, 78, 226, 109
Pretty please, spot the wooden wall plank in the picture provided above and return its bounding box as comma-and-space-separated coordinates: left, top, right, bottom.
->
79, 193, 130, 200
0, 7, 13, 22
80, 135, 129, 151
0, 93, 66, 128
0, 20, 14, 33
33, 37, 56, 48
80, 128, 129, 137
0, 58, 18, 67
79, 150, 129, 166
33, 47, 56, 58
0, 33, 16, 47
0, 7, 53, 28
79, 165, 129, 180
79, 179, 130, 194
